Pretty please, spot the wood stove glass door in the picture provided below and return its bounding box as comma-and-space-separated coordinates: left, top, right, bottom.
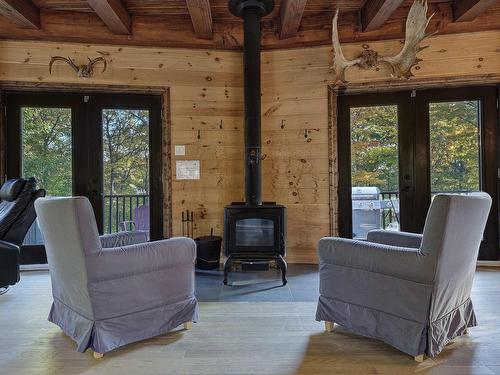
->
235, 218, 274, 247
228, 212, 280, 253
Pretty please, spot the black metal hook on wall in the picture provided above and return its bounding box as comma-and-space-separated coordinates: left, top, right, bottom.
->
197, 129, 201, 139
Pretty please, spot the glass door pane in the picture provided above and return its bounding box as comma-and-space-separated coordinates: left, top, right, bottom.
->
350, 105, 400, 239
102, 109, 150, 236
338, 87, 498, 259
429, 100, 481, 196
21, 107, 72, 245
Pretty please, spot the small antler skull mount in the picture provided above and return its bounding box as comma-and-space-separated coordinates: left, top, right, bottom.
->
49, 56, 107, 78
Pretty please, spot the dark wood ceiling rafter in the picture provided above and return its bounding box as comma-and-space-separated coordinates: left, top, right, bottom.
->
361, 0, 405, 31
279, 0, 308, 39
0, 0, 40, 29
0, 0, 500, 50
186, 0, 213, 39
86, 0, 131, 34
453, 0, 498, 21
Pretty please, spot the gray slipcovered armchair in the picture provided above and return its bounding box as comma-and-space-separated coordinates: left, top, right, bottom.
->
316, 193, 491, 361
34, 196, 198, 358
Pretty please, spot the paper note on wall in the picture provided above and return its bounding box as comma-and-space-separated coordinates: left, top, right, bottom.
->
176, 160, 200, 180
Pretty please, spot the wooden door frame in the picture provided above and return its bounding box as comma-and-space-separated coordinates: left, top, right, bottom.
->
334, 84, 499, 261
0, 82, 172, 249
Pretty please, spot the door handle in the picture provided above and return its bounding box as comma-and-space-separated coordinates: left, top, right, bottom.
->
400, 186, 410, 193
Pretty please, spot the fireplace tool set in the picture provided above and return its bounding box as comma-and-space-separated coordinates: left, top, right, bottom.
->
181, 210, 194, 238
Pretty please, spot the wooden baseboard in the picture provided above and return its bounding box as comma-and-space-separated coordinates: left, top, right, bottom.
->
477, 261, 500, 268
20, 264, 49, 271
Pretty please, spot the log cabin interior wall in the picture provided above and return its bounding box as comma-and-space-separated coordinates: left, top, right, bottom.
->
0, 29, 499, 263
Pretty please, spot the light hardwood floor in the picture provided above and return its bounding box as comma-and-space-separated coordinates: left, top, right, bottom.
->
1, 269, 499, 375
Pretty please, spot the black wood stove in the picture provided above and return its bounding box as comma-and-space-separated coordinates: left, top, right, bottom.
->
224, 203, 287, 285
223, 0, 287, 285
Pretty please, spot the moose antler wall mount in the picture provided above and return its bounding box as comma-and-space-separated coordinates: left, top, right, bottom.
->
49, 56, 107, 78
331, 0, 436, 85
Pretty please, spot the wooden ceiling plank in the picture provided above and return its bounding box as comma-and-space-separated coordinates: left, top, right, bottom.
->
86, 0, 131, 34
0, 0, 40, 29
361, 0, 405, 32
453, 0, 497, 21
279, 0, 308, 39
186, 0, 213, 39
1, 2, 500, 49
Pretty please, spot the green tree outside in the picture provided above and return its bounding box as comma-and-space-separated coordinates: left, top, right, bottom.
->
350, 105, 399, 192
21, 107, 72, 196
350, 101, 480, 193
429, 101, 480, 192
21, 107, 150, 197
21, 107, 150, 234
102, 109, 149, 197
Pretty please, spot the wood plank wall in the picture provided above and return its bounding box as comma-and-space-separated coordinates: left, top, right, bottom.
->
260, 30, 499, 262
0, 30, 499, 263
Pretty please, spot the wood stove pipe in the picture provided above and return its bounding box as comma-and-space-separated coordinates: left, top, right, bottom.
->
229, 0, 274, 206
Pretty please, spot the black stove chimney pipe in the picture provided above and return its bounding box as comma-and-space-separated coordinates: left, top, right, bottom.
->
229, 0, 274, 206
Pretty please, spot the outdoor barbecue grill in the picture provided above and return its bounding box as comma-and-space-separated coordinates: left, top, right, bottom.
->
351, 186, 398, 239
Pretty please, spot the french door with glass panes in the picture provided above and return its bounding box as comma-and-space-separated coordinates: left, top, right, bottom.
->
85, 94, 163, 241
4, 92, 163, 264
337, 86, 498, 260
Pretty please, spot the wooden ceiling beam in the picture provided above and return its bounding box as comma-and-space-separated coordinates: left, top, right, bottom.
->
0, 0, 40, 29
186, 0, 213, 39
86, 0, 131, 34
453, 0, 497, 21
361, 0, 405, 32
279, 0, 308, 39
1, 3, 500, 50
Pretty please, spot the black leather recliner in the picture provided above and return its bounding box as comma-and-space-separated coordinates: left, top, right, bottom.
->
0, 178, 46, 290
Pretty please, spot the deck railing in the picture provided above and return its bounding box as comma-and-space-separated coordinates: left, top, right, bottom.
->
379, 189, 480, 229
25, 189, 481, 243
23, 194, 150, 243
380, 191, 399, 229
104, 194, 149, 234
